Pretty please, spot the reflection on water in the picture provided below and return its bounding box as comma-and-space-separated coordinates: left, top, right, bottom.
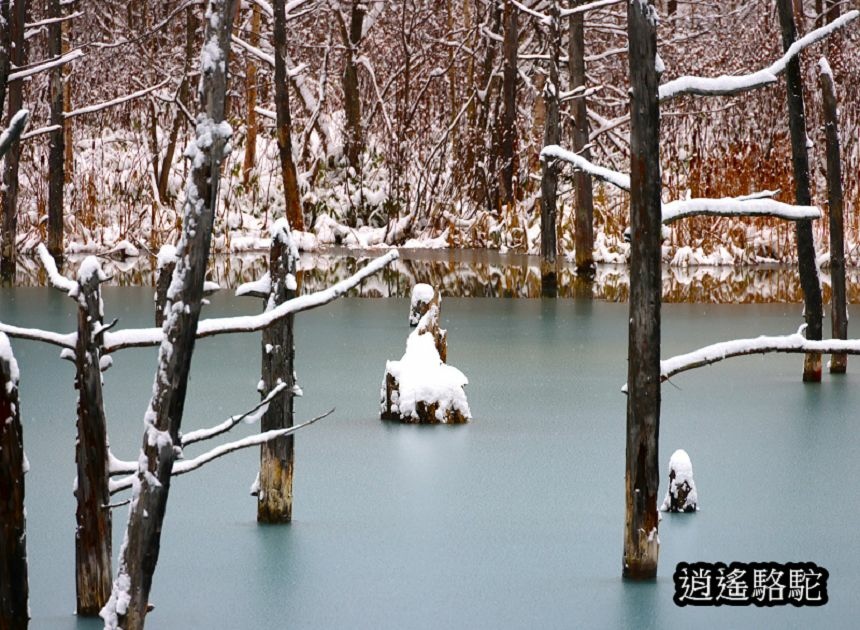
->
4, 247, 854, 303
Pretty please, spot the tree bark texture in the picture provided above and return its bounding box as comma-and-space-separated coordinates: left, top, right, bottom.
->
273, 0, 304, 231
776, 0, 823, 382
74, 261, 112, 615
540, 2, 560, 297
569, 1, 595, 275
342, 0, 365, 171
819, 64, 846, 372
48, 0, 65, 260
105, 1, 237, 627
1, 0, 26, 277
623, 0, 661, 581
0, 334, 28, 629
499, 0, 518, 206
242, 2, 261, 187
257, 222, 297, 523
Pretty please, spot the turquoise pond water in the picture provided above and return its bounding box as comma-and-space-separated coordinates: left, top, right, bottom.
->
1, 288, 858, 629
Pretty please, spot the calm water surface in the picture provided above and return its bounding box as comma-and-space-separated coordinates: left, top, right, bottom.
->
1, 289, 858, 629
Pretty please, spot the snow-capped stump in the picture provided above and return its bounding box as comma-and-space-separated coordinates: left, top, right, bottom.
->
381, 302, 469, 424
409, 283, 438, 327
660, 449, 698, 513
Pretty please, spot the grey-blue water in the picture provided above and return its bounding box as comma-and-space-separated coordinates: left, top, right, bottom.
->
2, 289, 858, 629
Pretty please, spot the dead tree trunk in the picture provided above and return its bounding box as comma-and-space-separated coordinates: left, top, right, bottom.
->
0, 0, 9, 113
819, 60, 846, 373
74, 260, 112, 615
242, 2, 261, 187
776, 0, 823, 382
273, 0, 304, 231
342, 0, 365, 172
569, 0, 595, 276
47, 0, 65, 261
257, 221, 297, 523
499, 0, 518, 206
0, 334, 28, 629
0, 0, 26, 279
103, 2, 237, 627
623, 0, 661, 580
540, 1, 560, 297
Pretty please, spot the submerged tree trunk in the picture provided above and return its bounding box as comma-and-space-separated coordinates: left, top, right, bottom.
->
819, 61, 846, 372
74, 260, 112, 615
48, 0, 65, 260
1, 0, 26, 279
0, 334, 28, 629
569, 1, 595, 276
540, 2, 560, 297
623, 0, 661, 580
776, 0, 823, 382
273, 0, 303, 231
499, 0, 518, 206
103, 2, 237, 627
257, 221, 297, 522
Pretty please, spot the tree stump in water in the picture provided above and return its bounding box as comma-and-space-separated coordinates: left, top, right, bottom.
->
382, 290, 469, 424
660, 449, 698, 513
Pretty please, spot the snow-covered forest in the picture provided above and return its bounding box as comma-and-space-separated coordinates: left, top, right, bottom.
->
1, 0, 858, 267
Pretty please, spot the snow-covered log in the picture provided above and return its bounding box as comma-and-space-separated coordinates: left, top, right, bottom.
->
72, 257, 112, 616
658, 11, 859, 101
661, 197, 820, 224
0, 333, 28, 629
540, 144, 631, 191
102, 250, 399, 352
381, 301, 468, 424
660, 449, 698, 513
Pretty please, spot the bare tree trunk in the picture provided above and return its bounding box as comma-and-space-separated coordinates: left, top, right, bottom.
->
819, 62, 846, 373
273, 0, 304, 231
776, 0, 823, 382
62, 13, 73, 184
48, 0, 65, 260
342, 0, 365, 171
74, 261, 112, 615
569, 0, 595, 276
1, 0, 26, 280
623, 0, 661, 580
499, 0, 518, 206
0, 0, 10, 115
154, 250, 176, 328
243, 2, 261, 187
0, 334, 28, 629
257, 221, 297, 522
103, 2, 237, 627
540, 1, 560, 297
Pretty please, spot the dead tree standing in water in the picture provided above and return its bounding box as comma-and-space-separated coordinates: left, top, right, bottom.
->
102, 1, 238, 627
0, 333, 28, 629
623, 0, 661, 580
540, 1, 561, 297
47, 0, 65, 260
776, 0, 824, 382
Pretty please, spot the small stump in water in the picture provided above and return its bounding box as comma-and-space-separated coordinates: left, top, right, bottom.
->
660, 449, 698, 513
381, 288, 469, 424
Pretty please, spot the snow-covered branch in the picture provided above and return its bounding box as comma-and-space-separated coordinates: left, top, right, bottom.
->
180, 383, 288, 447
0, 322, 75, 349
561, 0, 624, 16
103, 250, 399, 352
540, 144, 630, 191
659, 11, 859, 101
660, 329, 860, 382
36, 244, 78, 294
7, 49, 84, 82
662, 197, 820, 224
0, 110, 29, 159
235, 272, 271, 299
64, 80, 170, 119
110, 408, 332, 494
